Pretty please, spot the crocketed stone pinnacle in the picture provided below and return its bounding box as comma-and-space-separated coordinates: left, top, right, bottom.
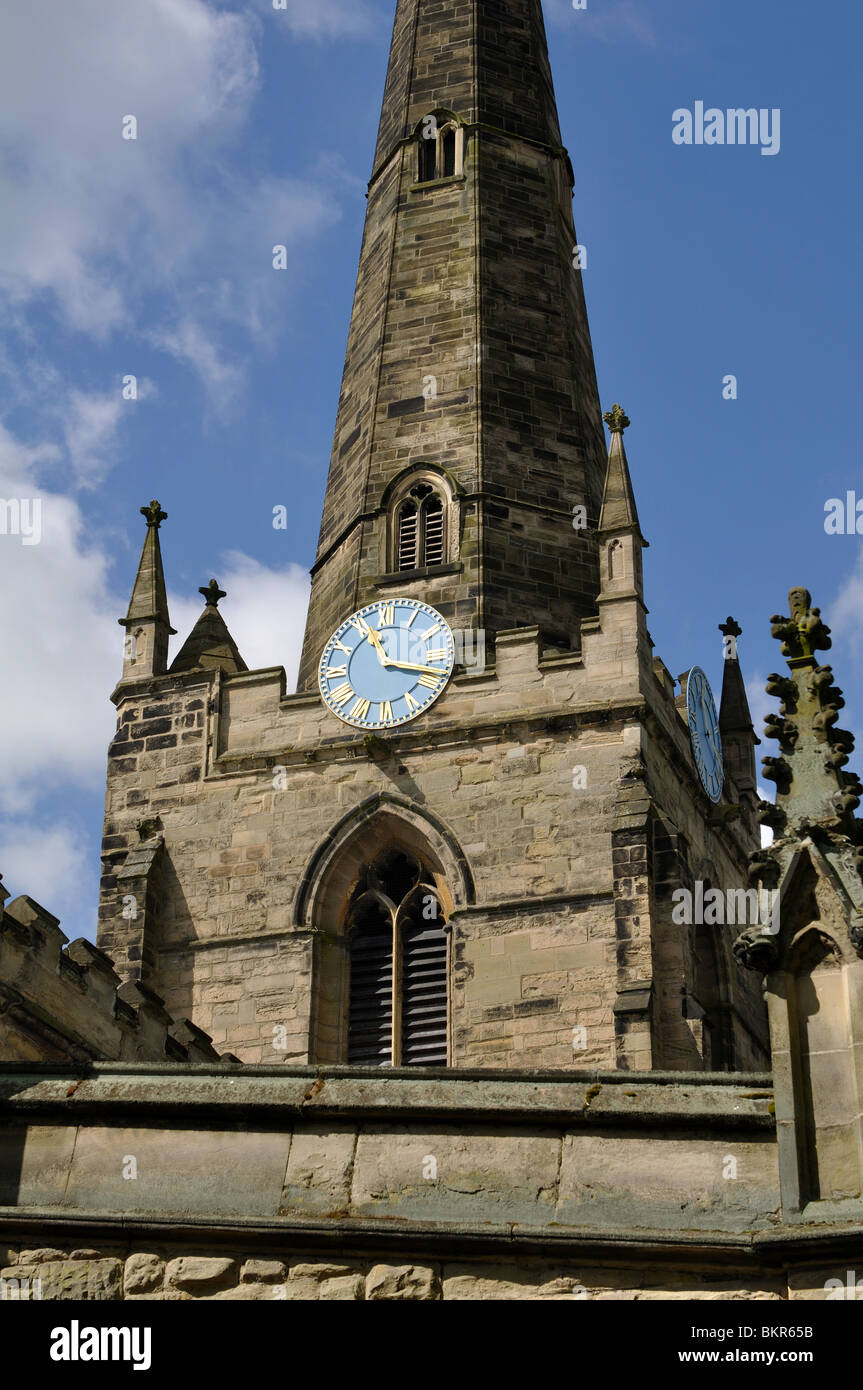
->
718, 618, 756, 735
170, 579, 247, 675
598, 405, 645, 540
122, 500, 172, 628
715, 617, 758, 802
752, 586, 862, 875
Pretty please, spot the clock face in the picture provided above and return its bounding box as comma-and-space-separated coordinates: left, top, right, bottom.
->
686, 666, 724, 803
318, 599, 455, 730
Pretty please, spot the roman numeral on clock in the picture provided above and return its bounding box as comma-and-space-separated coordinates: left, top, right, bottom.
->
330, 682, 353, 707
332, 639, 351, 656
379, 701, 393, 722
425, 648, 448, 662
420, 624, 440, 642
349, 615, 370, 637
377, 603, 395, 627
325, 664, 347, 678
349, 697, 371, 720
404, 691, 420, 712
417, 674, 440, 689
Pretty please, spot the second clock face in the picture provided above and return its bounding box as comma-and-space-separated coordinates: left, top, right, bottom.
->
686, 666, 724, 803
318, 599, 455, 730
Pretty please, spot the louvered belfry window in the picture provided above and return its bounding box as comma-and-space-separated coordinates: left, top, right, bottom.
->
396, 484, 446, 571
347, 849, 449, 1067
417, 119, 462, 183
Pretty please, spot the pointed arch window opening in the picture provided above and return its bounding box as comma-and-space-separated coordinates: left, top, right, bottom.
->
417, 118, 464, 184
347, 849, 450, 1067
396, 482, 448, 571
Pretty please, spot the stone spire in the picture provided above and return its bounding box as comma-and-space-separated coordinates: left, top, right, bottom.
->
170, 579, 247, 676
717, 616, 758, 803
297, 0, 608, 686
118, 500, 176, 683
373, 0, 563, 171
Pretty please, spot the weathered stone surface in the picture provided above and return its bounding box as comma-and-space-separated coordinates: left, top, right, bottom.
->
321, 1275, 365, 1300
166, 1257, 237, 1291
281, 1125, 354, 1217
288, 1263, 356, 1282
213, 1282, 287, 1301
241, 1259, 285, 1284
557, 1133, 780, 1234
64, 1125, 290, 1219
124, 1253, 164, 1295
365, 1264, 440, 1301
3, 1259, 122, 1301
0, 1127, 77, 1208
352, 1126, 560, 1227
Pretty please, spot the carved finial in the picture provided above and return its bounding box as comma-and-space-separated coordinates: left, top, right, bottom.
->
603, 403, 630, 434
199, 579, 227, 608
719, 616, 742, 639
769, 587, 832, 663
140, 499, 168, 529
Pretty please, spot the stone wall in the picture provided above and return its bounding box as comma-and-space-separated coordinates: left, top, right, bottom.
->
0, 1062, 857, 1301
0, 887, 228, 1065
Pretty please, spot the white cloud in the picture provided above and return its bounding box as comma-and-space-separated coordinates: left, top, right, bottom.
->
0, 420, 311, 821
756, 784, 774, 848
831, 553, 863, 663
152, 321, 244, 412
63, 389, 127, 485
169, 551, 310, 688
745, 670, 773, 746
0, 821, 95, 932
268, 0, 379, 39
0, 0, 343, 393
0, 423, 120, 815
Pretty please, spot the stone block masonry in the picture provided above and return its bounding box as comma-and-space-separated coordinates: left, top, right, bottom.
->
0, 1062, 826, 1302
97, 616, 768, 1071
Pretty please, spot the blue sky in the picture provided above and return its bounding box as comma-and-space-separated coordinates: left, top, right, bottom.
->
0, 0, 860, 941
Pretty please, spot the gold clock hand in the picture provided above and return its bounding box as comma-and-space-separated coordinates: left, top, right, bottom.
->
381, 658, 445, 676
365, 626, 388, 665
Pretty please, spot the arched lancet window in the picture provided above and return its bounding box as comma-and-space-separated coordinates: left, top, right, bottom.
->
396, 482, 447, 570
347, 849, 449, 1067
416, 117, 464, 183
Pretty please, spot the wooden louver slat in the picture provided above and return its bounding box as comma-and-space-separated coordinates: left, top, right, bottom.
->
348, 927, 393, 1064
401, 920, 448, 1066
398, 503, 418, 570
423, 498, 444, 566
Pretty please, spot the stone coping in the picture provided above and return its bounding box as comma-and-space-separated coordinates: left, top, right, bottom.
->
1, 1207, 860, 1265
0, 1064, 775, 1129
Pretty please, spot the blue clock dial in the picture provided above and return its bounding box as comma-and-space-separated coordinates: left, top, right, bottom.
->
686, 666, 724, 803
318, 599, 455, 730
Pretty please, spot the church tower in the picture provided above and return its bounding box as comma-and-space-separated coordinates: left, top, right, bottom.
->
96, 0, 768, 1073
297, 0, 607, 685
